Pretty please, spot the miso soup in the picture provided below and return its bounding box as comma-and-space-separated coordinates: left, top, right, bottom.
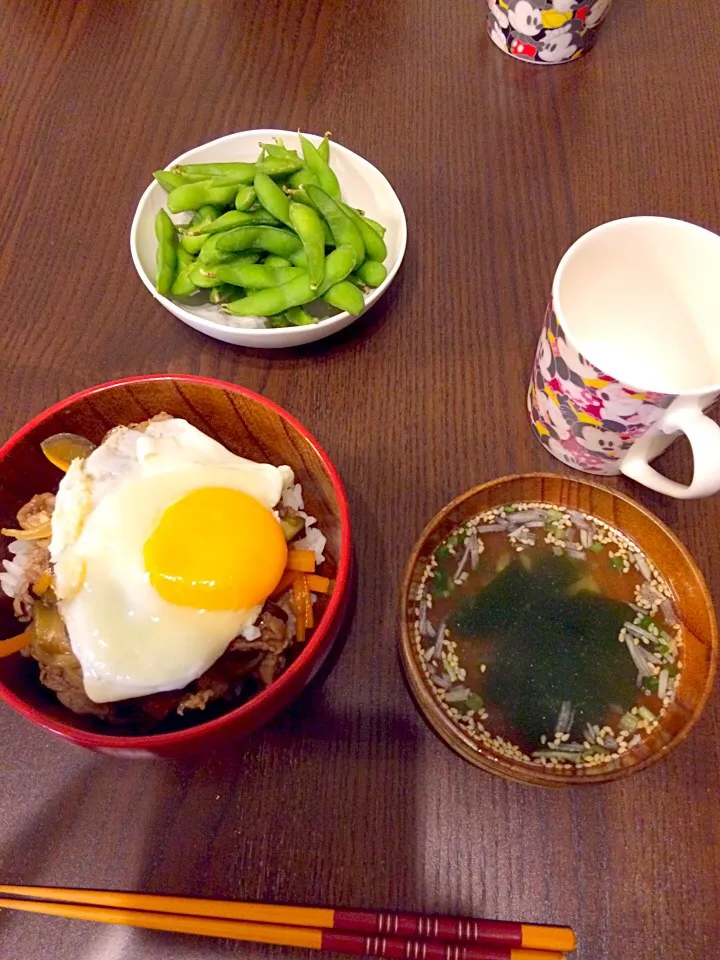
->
412, 502, 683, 770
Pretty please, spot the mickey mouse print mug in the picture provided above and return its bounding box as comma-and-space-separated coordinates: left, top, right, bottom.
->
487, 0, 612, 64
528, 217, 720, 499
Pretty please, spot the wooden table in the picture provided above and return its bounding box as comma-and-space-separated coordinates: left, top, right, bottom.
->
1, 2, 719, 957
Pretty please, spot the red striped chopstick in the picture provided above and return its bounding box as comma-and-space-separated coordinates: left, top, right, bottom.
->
0, 886, 575, 954
0, 896, 566, 960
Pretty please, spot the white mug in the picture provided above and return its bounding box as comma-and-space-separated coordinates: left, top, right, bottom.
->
528, 217, 720, 498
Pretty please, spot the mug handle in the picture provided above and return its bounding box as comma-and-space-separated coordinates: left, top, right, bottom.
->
621, 401, 720, 499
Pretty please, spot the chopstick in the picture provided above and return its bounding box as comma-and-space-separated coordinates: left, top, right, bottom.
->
0, 885, 575, 953
0, 895, 567, 960
0, 885, 575, 960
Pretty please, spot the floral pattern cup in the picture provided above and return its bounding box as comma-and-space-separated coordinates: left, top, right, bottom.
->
487, 0, 612, 64
529, 218, 720, 499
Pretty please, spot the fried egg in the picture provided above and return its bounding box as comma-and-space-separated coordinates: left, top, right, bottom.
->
49, 418, 293, 703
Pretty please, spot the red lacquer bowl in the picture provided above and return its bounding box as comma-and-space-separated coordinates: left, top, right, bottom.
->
0, 375, 351, 757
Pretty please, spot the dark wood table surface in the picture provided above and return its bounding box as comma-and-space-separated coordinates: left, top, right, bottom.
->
2, 2, 719, 958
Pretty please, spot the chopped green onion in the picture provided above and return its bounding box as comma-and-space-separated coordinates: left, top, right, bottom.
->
466, 692, 484, 712
619, 711, 639, 733
590, 542, 604, 554
431, 568, 451, 598
638, 705, 656, 723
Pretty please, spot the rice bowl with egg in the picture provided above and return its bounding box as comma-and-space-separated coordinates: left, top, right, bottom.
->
0, 413, 333, 732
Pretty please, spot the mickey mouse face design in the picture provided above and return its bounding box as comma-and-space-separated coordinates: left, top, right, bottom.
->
574, 423, 625, 458
537, 24, 579, 62
508, 0, 544, 36
537, 390, 572, 440
586, 0, 612, 28
489, 17, 508, 47
488, 0, 510, 28
537, 332, 556, 381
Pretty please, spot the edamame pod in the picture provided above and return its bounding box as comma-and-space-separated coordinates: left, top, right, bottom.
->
254, 172, 292, 227
154, 209, 178, 295
174, 162, 256, 180
299, 133, 341, 200
223, 244, 356, 316
171, 246, 198, 297
180, 205, 220, 255
167, 176, 250, 213
234, 185, 256, 211
289, 201, 325, 289
154, 170, 186, 192
355, 259, 387, 287
322, 280, 365, 315
216, 225, 303, 258
304, 185, 365, 267
186, 209, 279, 236
204, 263, 302, 289
339, 201, 387, 263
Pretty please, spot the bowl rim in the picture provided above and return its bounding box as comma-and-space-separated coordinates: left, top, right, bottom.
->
0, 373, 352, 749
129, 128, 408, 344
399, 472, 719, 786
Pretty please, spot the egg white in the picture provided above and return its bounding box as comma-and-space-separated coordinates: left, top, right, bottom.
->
49, 418, 294, 703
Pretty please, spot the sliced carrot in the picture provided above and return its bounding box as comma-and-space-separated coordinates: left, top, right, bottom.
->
271, 569, 300, 599
286, 550, 315, 573
305, 574, 332, 595
0, 627, 33, 658
33, 571, 53, 596
292, 577, 312, 640
303, 577, 314, 630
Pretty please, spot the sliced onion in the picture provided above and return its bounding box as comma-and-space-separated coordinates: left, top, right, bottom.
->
40, 432, 96, 471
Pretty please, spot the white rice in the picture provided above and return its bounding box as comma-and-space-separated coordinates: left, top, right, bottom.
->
1, 539, 37, 599
281, 481, 325, 564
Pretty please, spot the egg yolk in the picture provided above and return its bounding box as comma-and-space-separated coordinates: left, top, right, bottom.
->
144, 487, 288, 610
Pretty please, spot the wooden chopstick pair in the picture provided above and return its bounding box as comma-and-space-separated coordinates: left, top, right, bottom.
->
0, 886, 575, 959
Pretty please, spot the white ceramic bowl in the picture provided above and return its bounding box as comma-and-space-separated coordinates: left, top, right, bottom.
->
130, 130, 407, 348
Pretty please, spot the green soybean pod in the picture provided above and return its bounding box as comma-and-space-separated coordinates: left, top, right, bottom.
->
223, 244, 356, 316
186, 209, 280, 236
355, 259, 388, 287
254, 172, 292, 227
255, 155, 303, 178
304, 185, 364, 267
216, 225, 303, 258
198, 233, 265, 266
299, 133, 341, 200
317, 134, 330, 164
234, 185, 256, 211
170, 246, 198, 297
260, 142, 301, 163
153, 170, 186, 192
180, 205, 220, 255
322, 280, 365, 315
210, 283, 239, 304
206, 263, 302, 288
188, 263, 225, 288
263, 255, 293, 269
289, 201, 325, 289
154, 209, 178, 295
339, 201, 387, 263
363, 215, 386, 238
174, 162, 256, 180
286, 306, 316, 326
265, 315, 293, 328
288, 167, 319, 190
167, 176, 249, 214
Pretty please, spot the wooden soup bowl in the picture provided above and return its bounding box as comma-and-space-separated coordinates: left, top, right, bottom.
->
400, 474, 717, 786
